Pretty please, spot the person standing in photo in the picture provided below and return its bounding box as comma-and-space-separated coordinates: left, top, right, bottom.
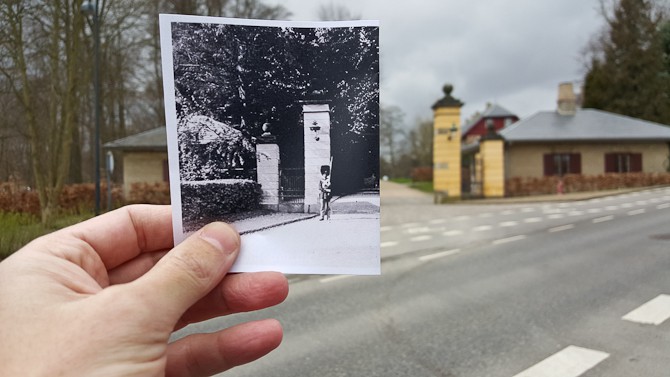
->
319, 165, 332, 221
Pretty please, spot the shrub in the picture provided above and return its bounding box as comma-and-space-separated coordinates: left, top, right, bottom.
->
127, 182, 171, 204
180, 180, 262, 231
411, 166, 433, 182
505, 173, 670, 197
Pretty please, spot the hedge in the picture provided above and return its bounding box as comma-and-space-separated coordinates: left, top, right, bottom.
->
505, 173, 670, 197
180, 179, 262, 231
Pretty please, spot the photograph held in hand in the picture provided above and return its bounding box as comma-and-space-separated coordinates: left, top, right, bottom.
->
160, 15, 380, 275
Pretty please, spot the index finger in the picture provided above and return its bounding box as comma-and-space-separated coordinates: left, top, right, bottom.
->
60, 204, 174, 270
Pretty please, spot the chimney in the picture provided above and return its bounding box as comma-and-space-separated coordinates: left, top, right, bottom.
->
557, 82, 577, 116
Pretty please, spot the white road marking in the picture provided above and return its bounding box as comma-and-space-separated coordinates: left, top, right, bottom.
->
622, 294, 670, 325
381, 241, 398, 248
500, 221, 519, 227
548, 214, 565, 219
593, 215, 614, 223
492, 235, 527, 245
524, 217, 543, 223
586, 208, 602, 214
474, 225, 492, 232
568, 211, 584, 216
402, 222, 421, 228
521, 207, 535, 213
418, 249, 461, 262
410, 235, 432, 242
444, 230, 464, 237
512, 345, 609, 377
380, 226, 393, 232
657, 203, 670, 209
479, 213, 493, 218
549, 224, 575, 233
605, 205, 619, 211
320, 275, 353, 283
635, 200, 649, 206
620, 202, 634, 208
429, 219, 446, 224
455, 215, 470, 220
501, 210, 515, 215
627, 209, 645, 216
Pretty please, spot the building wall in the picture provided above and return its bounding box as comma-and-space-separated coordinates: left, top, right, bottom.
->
464, 116, 518, 144
505, 142, 669, 178
123, 152, 168, 196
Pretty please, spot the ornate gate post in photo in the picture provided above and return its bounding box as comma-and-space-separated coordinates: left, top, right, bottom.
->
256, 124, 280, 210
302, 101, 331, 213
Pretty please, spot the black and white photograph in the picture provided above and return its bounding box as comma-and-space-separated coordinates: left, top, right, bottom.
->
160, 15, 380, 275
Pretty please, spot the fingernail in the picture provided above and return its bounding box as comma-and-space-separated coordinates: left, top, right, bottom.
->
199, 222, 240, 254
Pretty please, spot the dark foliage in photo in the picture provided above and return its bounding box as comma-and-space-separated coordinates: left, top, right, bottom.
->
181, 180, 262, 230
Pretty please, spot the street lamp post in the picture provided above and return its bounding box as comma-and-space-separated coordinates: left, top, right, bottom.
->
82, 0, 101, 215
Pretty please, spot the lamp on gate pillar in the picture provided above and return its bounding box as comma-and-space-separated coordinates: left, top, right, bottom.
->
447, 123, 458, 141
309, 120, 321, 141
82, 0, 101, 215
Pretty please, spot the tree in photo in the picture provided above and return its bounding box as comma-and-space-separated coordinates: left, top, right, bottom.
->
171, 22, 379, 190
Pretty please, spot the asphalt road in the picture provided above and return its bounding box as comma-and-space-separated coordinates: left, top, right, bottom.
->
172, 183, 670, 377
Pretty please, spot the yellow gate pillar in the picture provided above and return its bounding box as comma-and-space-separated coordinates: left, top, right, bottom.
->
432, 84, 463, 203
480, 121, 505, 198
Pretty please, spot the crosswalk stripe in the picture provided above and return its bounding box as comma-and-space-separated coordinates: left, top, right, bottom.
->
500, 221, 519, 227
444, 230, 464, 237
410, 235, 432, 242
380, 241, 398, 248
418, 249, 460, 262
512, 345, 609, 377
593, 215, 614, 223
622, 294, 670, 325
493, 235, 526, 245
549, 224, 574, 233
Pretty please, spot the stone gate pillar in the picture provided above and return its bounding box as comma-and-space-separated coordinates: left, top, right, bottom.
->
302, 102, 331, 213
432, 84, 464, 203
480, 122, 505, 198
256, 132, 280, 210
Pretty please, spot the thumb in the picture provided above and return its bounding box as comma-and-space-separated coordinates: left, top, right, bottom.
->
130, 222, 240, 324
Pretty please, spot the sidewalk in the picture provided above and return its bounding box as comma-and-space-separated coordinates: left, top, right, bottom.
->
380, 180, 660, 204
235, 190, 380, 234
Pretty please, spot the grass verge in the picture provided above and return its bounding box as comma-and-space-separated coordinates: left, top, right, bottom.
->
0, 212, 93, 261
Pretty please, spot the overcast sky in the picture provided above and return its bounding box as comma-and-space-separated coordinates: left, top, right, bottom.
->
275, 0, 605, 127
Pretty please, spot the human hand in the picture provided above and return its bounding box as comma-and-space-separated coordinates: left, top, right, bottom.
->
0, 205, 288, 377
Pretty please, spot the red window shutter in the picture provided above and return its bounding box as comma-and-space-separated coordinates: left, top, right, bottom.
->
630, 153, 642, 172
543, 154, 555, 176
570, 153, 582, 174
604, 153, 615, 173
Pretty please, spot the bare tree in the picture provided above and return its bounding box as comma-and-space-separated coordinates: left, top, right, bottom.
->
317, 2, 361, 21
380, 105, 406, 178
0, 0, 87, 224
